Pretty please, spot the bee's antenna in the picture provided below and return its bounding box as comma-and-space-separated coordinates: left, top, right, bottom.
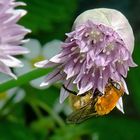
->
62, 85, 77, 95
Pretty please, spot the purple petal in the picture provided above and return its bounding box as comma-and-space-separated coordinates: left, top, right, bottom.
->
128, 57, 137, 67
116, 62, 127, 77
77, 75, 93, 95
59, 78, 74, 103
35, 60, 58, 68
0, 45, 29, 55
121, 78, 129, 95
0, 61, 17, 79
0, 55, 23, 67
40, 69, 64, 87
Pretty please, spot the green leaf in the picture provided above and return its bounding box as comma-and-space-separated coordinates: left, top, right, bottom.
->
0, 68, 52, 93
0, 121, 35, 140
18, 0, 77, 42
49, 117, 140, 140
31, 117, 55, 132
127, 41, 140, 113
24, 85, 59, 107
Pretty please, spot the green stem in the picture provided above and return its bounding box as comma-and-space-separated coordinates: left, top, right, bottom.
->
0, 68, 51, 93
33, 99, 65, 127
0, 91, 17, 115
30, 102, 43, 119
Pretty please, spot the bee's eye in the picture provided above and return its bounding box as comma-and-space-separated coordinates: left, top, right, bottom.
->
112, 82, 121, 90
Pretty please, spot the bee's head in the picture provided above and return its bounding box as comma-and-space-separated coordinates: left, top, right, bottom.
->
93, 89, 103, 97
110, 80, 125, 96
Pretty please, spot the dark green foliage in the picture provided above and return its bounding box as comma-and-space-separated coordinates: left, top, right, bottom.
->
128, 40, 140, 114
0, 0, 140, 140
0, 121, 35, 140
18, 0, 77, 43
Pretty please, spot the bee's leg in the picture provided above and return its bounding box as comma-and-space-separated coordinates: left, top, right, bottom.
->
62, 85, 77, 95
108, 78, 113, 83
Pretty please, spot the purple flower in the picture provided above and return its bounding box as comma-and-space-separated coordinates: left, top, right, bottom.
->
0, 0, 30, 79
35, 8, 136, 111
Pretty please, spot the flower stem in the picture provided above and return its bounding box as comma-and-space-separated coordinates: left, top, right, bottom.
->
33, 99, 66, 127
30, 102, 43, 119
0, 68, 52, 93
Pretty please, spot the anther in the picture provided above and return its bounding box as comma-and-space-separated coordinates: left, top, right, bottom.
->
74, 58, 78, 63
71, 47, 76, 51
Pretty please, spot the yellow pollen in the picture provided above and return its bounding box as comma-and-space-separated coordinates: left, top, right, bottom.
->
89, 30, 102, 43
0, 92, 7, 100
103, 43, 115, 54
118, 60, 124, 64
31, 55, 45, 68
97, 98, 101, 104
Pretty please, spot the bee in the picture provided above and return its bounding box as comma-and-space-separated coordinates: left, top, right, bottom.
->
63, 80, 125, 124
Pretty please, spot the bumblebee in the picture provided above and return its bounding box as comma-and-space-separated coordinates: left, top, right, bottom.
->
63, 80, 125, 123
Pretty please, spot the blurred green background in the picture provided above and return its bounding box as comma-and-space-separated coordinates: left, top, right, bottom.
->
0, 0, 140, 140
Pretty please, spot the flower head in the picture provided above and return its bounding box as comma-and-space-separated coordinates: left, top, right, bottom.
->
35, 8, 136, 107
0, 0, 30, 79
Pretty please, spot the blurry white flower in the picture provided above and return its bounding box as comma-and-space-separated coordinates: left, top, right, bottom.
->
0, 88, 25, 115
0, 0, 30, 78
53, 98, 71, 115
0, 73, 12, 83
14, 39, 62, 89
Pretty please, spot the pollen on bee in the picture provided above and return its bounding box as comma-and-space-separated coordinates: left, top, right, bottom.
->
97, 106, 102, 111
97, 98, 101, 104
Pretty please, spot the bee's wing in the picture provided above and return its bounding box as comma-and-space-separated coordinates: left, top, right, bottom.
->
66, 101, 97, 124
